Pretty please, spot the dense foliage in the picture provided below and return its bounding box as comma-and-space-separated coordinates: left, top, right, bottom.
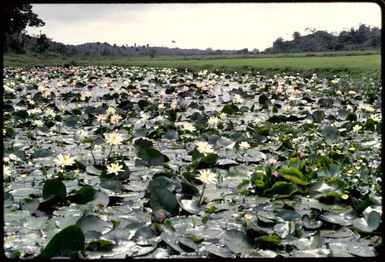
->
265, 24, 380, 54
3, 3, 45, 53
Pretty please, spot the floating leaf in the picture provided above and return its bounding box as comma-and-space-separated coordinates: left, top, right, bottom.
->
137, 147, 169, 166
39, 225, 85, 259
224, 229, 254, 254
67, 185, 97, 204
42, 178, 67, 203
302, 214, 323, 229
85, 239, 114, 251
64, 115, 79, 127
148, 176, 179, 216
32, 149, 54, 158
76, 215, 112, 233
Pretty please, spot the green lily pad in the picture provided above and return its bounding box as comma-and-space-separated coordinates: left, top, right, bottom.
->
148, 176, 179, 216
39, 225, 85, 259
264, 181, 299, 197
224, 229, 254, 254
137, 147, 169, 166
67, 185, 97, 204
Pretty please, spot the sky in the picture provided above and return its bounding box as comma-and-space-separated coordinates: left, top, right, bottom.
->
26, 3, 382, 51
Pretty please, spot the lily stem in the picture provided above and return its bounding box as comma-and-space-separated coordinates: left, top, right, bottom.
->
90, 143, 97, 166
199, 183, 206, 205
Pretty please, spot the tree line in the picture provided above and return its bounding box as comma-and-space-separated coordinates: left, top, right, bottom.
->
264, 25, 380, 54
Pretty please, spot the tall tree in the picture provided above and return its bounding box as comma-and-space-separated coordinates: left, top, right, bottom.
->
3, 3, 45, 52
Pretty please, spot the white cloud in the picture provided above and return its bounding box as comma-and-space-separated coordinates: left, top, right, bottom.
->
26, 3, 381, 50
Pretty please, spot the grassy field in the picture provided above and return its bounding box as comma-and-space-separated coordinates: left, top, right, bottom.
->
3, 52, 380, 76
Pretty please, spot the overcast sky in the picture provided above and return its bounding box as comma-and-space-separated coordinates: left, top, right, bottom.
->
26, 3, 381, 50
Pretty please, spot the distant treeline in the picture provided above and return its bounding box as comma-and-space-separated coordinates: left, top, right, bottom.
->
264, 24, 380, 54
17, 34, 254, 57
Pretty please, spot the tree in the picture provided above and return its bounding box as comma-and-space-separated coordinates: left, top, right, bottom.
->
148, 48, 157, 58
3, 3, 45, 52
292, 31, 301, 40
35, 33, 50, 53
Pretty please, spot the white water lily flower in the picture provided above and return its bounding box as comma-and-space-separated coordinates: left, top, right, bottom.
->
44, 108, 56, 118
110, 114, 122, 125
33, 120, 44, 127
159, 89, 166, 97
347, 90, 357, 96
352, 125, 362, 133
196, 141, 215, 155
106, 106, 116, 115
140, 112, 151, 121
9, 154, 20, 161
104, 132, 124, 146
170, 100, 178, 110
239, 141, 251, 150
208, 116, 220, 128
233, 94, 244, 104
156, 115, 165, 121
197, 169, 217, 185
96, 114, 107, 122
182, 122, 196, 132
28, 108, 42, 115
360, 104, 376, 113
3, 165, 11, 177
77, 130, 88, 138
370, 114, 381, 122
219, 112, 227, 120
54, 154, 76, 167
107, 163, 124, 175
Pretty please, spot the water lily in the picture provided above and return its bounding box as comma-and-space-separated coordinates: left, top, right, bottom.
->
3, 165, 11, 177
28, 108, 42, 115
181, 122, 196, 132
219, 112, 227, 120
239, 141, 250, 150
140, 112, 150, 121
244, 213, 253, 220
54, 154, 76, 167
207, 116, 220, 128
9, 154, 20, 161
107, 163, 124, 175
110, 114, 122, 125
96, 114, 107, 122
104, 131, 124, 146
352, 125, 362, 133
195, 141, 215, 155
77, 129, 88, 138
233, 94, 244, 104
33, 120, 44, 127
44, 108, 56, 118
370, 114, 381, 122
360, 103, 375, 113
197, 169, 218, 185
170, 100, 178, 110
106, 106, 116, 115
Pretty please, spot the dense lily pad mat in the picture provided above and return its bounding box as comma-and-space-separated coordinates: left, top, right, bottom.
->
3, 66, 382, 258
